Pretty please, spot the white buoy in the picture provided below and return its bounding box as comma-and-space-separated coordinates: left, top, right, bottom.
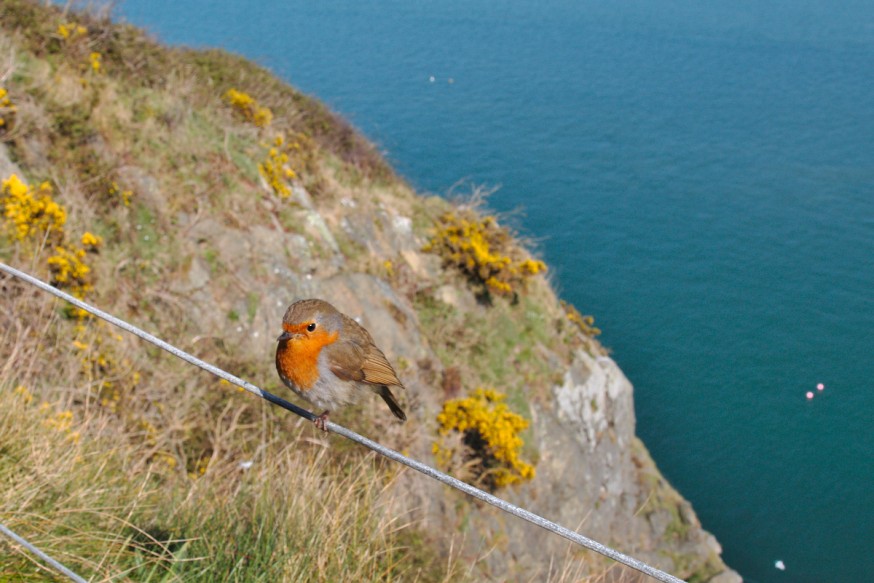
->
817, 382, 825, 391
775, 560, 786, 571
429, 75, 435, 83
806, 391, 814, 400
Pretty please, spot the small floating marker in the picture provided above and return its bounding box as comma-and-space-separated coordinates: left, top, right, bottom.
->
817, 382, 825, 391
806, 391, 814, 400
429, 75, 436, 83
775, 560, 786, 571
448, 77, 455, 84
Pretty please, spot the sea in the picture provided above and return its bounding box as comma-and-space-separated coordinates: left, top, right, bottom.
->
115, 1, 874, 581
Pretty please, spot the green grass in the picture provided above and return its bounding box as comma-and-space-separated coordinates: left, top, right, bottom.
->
413, 290, 556, 407
0, 380, 452, 582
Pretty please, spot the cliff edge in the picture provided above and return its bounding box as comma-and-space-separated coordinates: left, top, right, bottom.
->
0, 2, 740, 580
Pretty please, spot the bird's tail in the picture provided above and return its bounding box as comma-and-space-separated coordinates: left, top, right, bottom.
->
377, 385, 406, 422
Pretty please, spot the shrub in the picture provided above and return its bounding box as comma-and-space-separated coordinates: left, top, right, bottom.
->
57, 22, 87, 41
89, 51, 102, 74
433, 388, 535, 490
1, 174, 66, 242
46, 245, 91, 298
107, 181, 132, 207
81, 231, 103, 250
224, 88, 273, 128
423, 210, 546, 299
1, 174, 95, 300
258, 135, 297, 197
561, 300, 601, 337
0, 87, 16, 131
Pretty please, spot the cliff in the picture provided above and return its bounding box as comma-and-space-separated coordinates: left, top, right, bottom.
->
0, 1, 740, 581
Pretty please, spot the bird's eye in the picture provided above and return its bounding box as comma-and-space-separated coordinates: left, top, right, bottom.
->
306, 322, 317, 332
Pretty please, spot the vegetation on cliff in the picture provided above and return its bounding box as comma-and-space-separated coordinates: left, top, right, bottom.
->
0, 2, 733, 582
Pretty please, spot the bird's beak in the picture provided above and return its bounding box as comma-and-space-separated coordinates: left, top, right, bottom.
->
277, 331, 294, 342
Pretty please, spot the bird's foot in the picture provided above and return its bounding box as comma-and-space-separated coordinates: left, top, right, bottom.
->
314, 411, 330, 432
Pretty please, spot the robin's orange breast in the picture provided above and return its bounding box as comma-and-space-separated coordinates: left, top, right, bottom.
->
276, 325, 339, 391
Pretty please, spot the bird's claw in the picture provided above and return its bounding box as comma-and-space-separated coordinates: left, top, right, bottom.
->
314, 411, 330, 432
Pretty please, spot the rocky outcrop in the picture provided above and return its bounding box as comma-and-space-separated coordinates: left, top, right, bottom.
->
428, 346, 740, 581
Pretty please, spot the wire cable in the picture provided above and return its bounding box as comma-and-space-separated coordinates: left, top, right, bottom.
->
0, 261, 686, 583
0, 521, 88, 583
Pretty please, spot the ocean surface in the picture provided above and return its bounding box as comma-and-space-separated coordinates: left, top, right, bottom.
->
115, 1, 873, 581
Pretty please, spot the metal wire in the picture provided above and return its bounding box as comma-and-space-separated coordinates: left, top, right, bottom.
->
0, 521, 88, 583
0, 261, 686, 583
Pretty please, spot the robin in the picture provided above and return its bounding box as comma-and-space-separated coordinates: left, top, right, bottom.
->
275, 298, 407, 431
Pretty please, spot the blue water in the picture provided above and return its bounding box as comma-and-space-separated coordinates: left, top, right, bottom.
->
115, 1, 874, 581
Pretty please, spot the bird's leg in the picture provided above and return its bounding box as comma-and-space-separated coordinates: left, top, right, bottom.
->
314, 410, 330, 432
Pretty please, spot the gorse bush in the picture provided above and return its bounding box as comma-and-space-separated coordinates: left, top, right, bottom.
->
433, 388, 535, 490
46, 244, 91, 296
224, 88, 273, 128
223, 89, 317, 195
0, 174, 65, 241
1, 174, 96, 300
561, 300, 601, 338
0, 87, 15, 131
89, 51, 102, 74
424, 210, 546, 299
259, 135, 297, 198
81, 231, 103, 250
106, 181, 132, 207
56, 22, 87, 41
55, 19, 104, 78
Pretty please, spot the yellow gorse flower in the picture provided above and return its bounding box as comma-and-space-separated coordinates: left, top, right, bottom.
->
224, 88, 273, 128
57, 23, 87, 40
424, 211, 547, 297
89, 52, 102, 74
81, 231, 103, 249
108, 181, 133, 206
47, 245, 92, 298
0, 87, 16, 129
434, 388, 535, 489
258, 141, 296, 197
1, 174, 96, 301
562, 300, 601, 337
1, 174, 66, 241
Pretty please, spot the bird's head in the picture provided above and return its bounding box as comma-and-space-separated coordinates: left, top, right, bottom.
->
277, 299, 343, 343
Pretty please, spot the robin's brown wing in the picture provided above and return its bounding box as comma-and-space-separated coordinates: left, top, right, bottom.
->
326, 341, 367, 382
326, 333, 407, 422
326, 334, 403, 388
359, 346, 403, 388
